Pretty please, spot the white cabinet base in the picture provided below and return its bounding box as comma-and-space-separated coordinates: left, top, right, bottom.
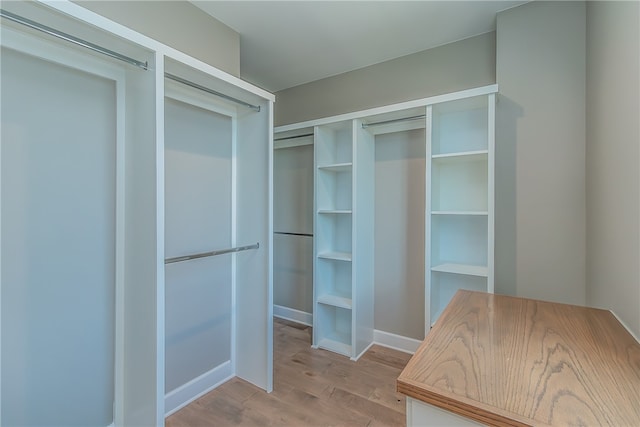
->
406, 397, 482, 427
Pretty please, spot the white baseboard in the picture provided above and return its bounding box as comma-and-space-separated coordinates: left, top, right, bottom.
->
374, 329, 422, 354
272, 306, 422, 355
352, 340, 375, 361
164, 360, 234, 417
273, 305, 312, 326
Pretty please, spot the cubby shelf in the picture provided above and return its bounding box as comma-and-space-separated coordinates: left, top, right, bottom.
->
317, 337, 352, 357
317, 251, 352, 262
318, 162, 353, 172
317, 294, 353, 309
432, 150, 488, 160
431, 263, 488, 277
318, 210, 352, 215
431, 211, 488, 216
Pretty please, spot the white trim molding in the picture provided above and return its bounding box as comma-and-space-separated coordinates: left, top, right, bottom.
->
373, 330, 422, 354
272, 312, 423, 355
164, 361, 234, 417
273, 305, 313, 327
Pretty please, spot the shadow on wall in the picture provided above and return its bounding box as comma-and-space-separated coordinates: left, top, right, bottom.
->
495, 94, 523, 297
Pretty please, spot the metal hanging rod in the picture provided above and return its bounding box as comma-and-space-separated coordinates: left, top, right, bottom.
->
274, 133, 314, 142
165, 242, 259, 264
274, 231, 313, 237
165, 72, 261, 112
361, 114, 426, 129
0, 9, 148, 70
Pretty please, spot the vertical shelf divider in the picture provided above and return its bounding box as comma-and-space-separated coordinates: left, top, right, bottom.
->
424, 105, 433, 335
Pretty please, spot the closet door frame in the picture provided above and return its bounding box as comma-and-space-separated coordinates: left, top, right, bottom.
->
0, 26, 128, 425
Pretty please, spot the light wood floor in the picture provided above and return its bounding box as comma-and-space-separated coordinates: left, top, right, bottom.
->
166, 318, 412, 426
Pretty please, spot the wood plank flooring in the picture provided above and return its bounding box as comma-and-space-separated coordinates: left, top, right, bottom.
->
166, 318, 412, 426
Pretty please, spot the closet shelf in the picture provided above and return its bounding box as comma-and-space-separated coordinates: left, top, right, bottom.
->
431, 210, 488, 216
318, 209, 352, 215
317, 337, 352, 357
317, 294, 353, 309
431, 263, 488, 277
317, 251, 352, 262
432, 150, 488, 163
318, 162, 353, 172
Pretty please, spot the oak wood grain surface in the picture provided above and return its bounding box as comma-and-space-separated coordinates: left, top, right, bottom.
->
166, 318, 412, 426
397, 290, 640, 426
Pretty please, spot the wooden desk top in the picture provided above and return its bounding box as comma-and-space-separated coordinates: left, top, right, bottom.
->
397, 290, 640, 426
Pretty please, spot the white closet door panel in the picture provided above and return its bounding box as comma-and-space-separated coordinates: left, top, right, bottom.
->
164, 98, 232, 393
1, 48, 116, 427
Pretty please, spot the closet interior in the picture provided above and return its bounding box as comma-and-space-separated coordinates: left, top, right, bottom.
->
274, 85, 496, 356
0, 1, 274, 426
273, 134, 314, 326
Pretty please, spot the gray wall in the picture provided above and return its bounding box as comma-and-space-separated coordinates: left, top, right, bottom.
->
495, 1, 586, 305
585, 1, 640, 338
75, 1, 240, 76
275, 32, 496, 126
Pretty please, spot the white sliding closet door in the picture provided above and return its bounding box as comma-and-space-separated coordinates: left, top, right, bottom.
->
164, 98, 233, 401
1, 48, 117, 426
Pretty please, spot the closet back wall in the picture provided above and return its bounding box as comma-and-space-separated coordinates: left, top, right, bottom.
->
374, 131, 425, 340
273, 145, 314, 322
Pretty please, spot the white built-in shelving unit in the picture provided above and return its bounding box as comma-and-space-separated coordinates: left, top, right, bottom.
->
275, 85, 496, 352
427, 95, 495, 327
313, 120, 375, 359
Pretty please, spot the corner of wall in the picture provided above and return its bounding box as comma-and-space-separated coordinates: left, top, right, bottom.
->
495, 0, 587, 305
584, 1, 640, 338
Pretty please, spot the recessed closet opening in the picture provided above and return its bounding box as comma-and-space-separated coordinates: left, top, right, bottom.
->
273, 131, 314, 326
373, 129, 426, 342
163, 58, 274, 415
164, 90, 235, 412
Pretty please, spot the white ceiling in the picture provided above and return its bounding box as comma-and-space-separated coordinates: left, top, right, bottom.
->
192, 1, 527, 93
